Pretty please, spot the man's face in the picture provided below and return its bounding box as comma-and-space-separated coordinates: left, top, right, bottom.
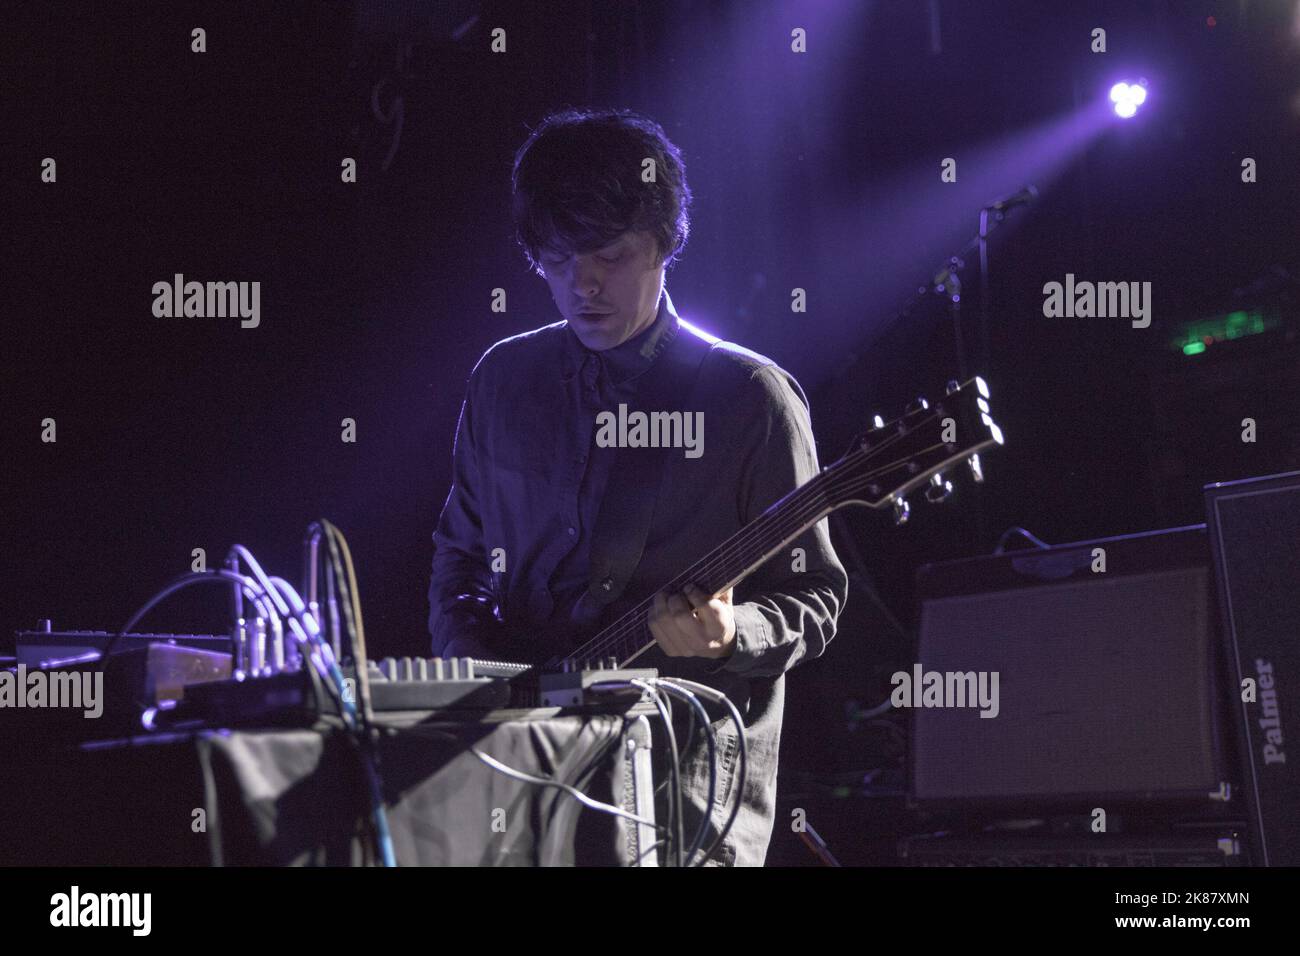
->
539, 229, 666, 351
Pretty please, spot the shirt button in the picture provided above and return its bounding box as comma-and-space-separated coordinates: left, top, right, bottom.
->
567, 526, 576, 536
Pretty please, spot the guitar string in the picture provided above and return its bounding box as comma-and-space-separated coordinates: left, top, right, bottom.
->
566, 434, 900, 663
568, 410, 961, 663
565, 405, 970, 662
567, 394, 986, 663
580, 440, 957, 664
574, 442, 951, 665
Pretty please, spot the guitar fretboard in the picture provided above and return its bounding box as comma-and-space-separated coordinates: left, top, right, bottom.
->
564, 471, 835, 667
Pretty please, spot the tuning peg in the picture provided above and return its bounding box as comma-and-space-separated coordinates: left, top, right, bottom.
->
925, 473, 954, 504
892, 496, 910, 526
870, 414, 885, 430
945, 379, 960, 394
905, 397, 930, 414
967, 453, 985, 483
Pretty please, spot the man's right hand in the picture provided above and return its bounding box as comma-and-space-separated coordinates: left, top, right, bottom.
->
431, 596, 505, 661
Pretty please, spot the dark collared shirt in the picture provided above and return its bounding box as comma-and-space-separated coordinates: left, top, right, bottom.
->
428, 288, 848, 865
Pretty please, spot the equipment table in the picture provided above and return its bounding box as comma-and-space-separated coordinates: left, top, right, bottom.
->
0, 709, 658, 866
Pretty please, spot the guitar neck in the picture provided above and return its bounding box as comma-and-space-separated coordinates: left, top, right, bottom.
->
557, 374, 1004, 669
563, 471, 836, 668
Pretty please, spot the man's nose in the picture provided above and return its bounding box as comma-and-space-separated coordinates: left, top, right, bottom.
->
572, 257, 602, 296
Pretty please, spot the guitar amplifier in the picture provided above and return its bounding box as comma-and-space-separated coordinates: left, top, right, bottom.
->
911, 525, 1230, 807
1206, 471, 1300, 866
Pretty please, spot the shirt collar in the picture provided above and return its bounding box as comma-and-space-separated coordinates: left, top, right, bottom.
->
561, 288, 681, 386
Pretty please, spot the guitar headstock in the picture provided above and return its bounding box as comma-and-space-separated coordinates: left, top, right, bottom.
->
823, 376, 1004, 522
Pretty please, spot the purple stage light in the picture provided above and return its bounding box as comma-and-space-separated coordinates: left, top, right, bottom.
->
1110, 79, 1148, 118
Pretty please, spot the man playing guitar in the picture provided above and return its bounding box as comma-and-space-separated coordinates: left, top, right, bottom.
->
429, 108, 849, 866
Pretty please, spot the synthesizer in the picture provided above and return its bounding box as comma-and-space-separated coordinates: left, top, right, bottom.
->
170, 656, 659, 727
174, 656, 516, 725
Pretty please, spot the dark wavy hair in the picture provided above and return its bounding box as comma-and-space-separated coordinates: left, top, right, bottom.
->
511, 108, 692, 274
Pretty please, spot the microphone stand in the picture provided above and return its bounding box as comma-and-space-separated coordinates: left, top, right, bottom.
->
827, 187, 1036, 546
833, 185, 1038, 384
894, 191, 1037, 543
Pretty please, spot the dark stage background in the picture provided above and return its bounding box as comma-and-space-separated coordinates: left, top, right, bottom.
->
4, 1, 1298, 864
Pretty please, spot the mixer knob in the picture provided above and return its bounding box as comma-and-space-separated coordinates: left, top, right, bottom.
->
380, 657, 397, 680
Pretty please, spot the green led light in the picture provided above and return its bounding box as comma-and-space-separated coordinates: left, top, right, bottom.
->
1173, 309, 1279, 353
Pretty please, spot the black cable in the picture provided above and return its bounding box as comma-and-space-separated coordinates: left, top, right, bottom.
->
320, 526, 373, 727
646, 680, 716, 867
394, 724, 666, 833
225, 547, 349, 710
97, 569, 269, 671
641, 686, 683, 866
317, 521, 395, 867
660, 678, 747, 866
633, 839, 668, 865
647, 681, 681, 806
302, 639, 328, 716
512, 710, 637, 858
634, 682, 686, 866
588, 679, 711, 866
